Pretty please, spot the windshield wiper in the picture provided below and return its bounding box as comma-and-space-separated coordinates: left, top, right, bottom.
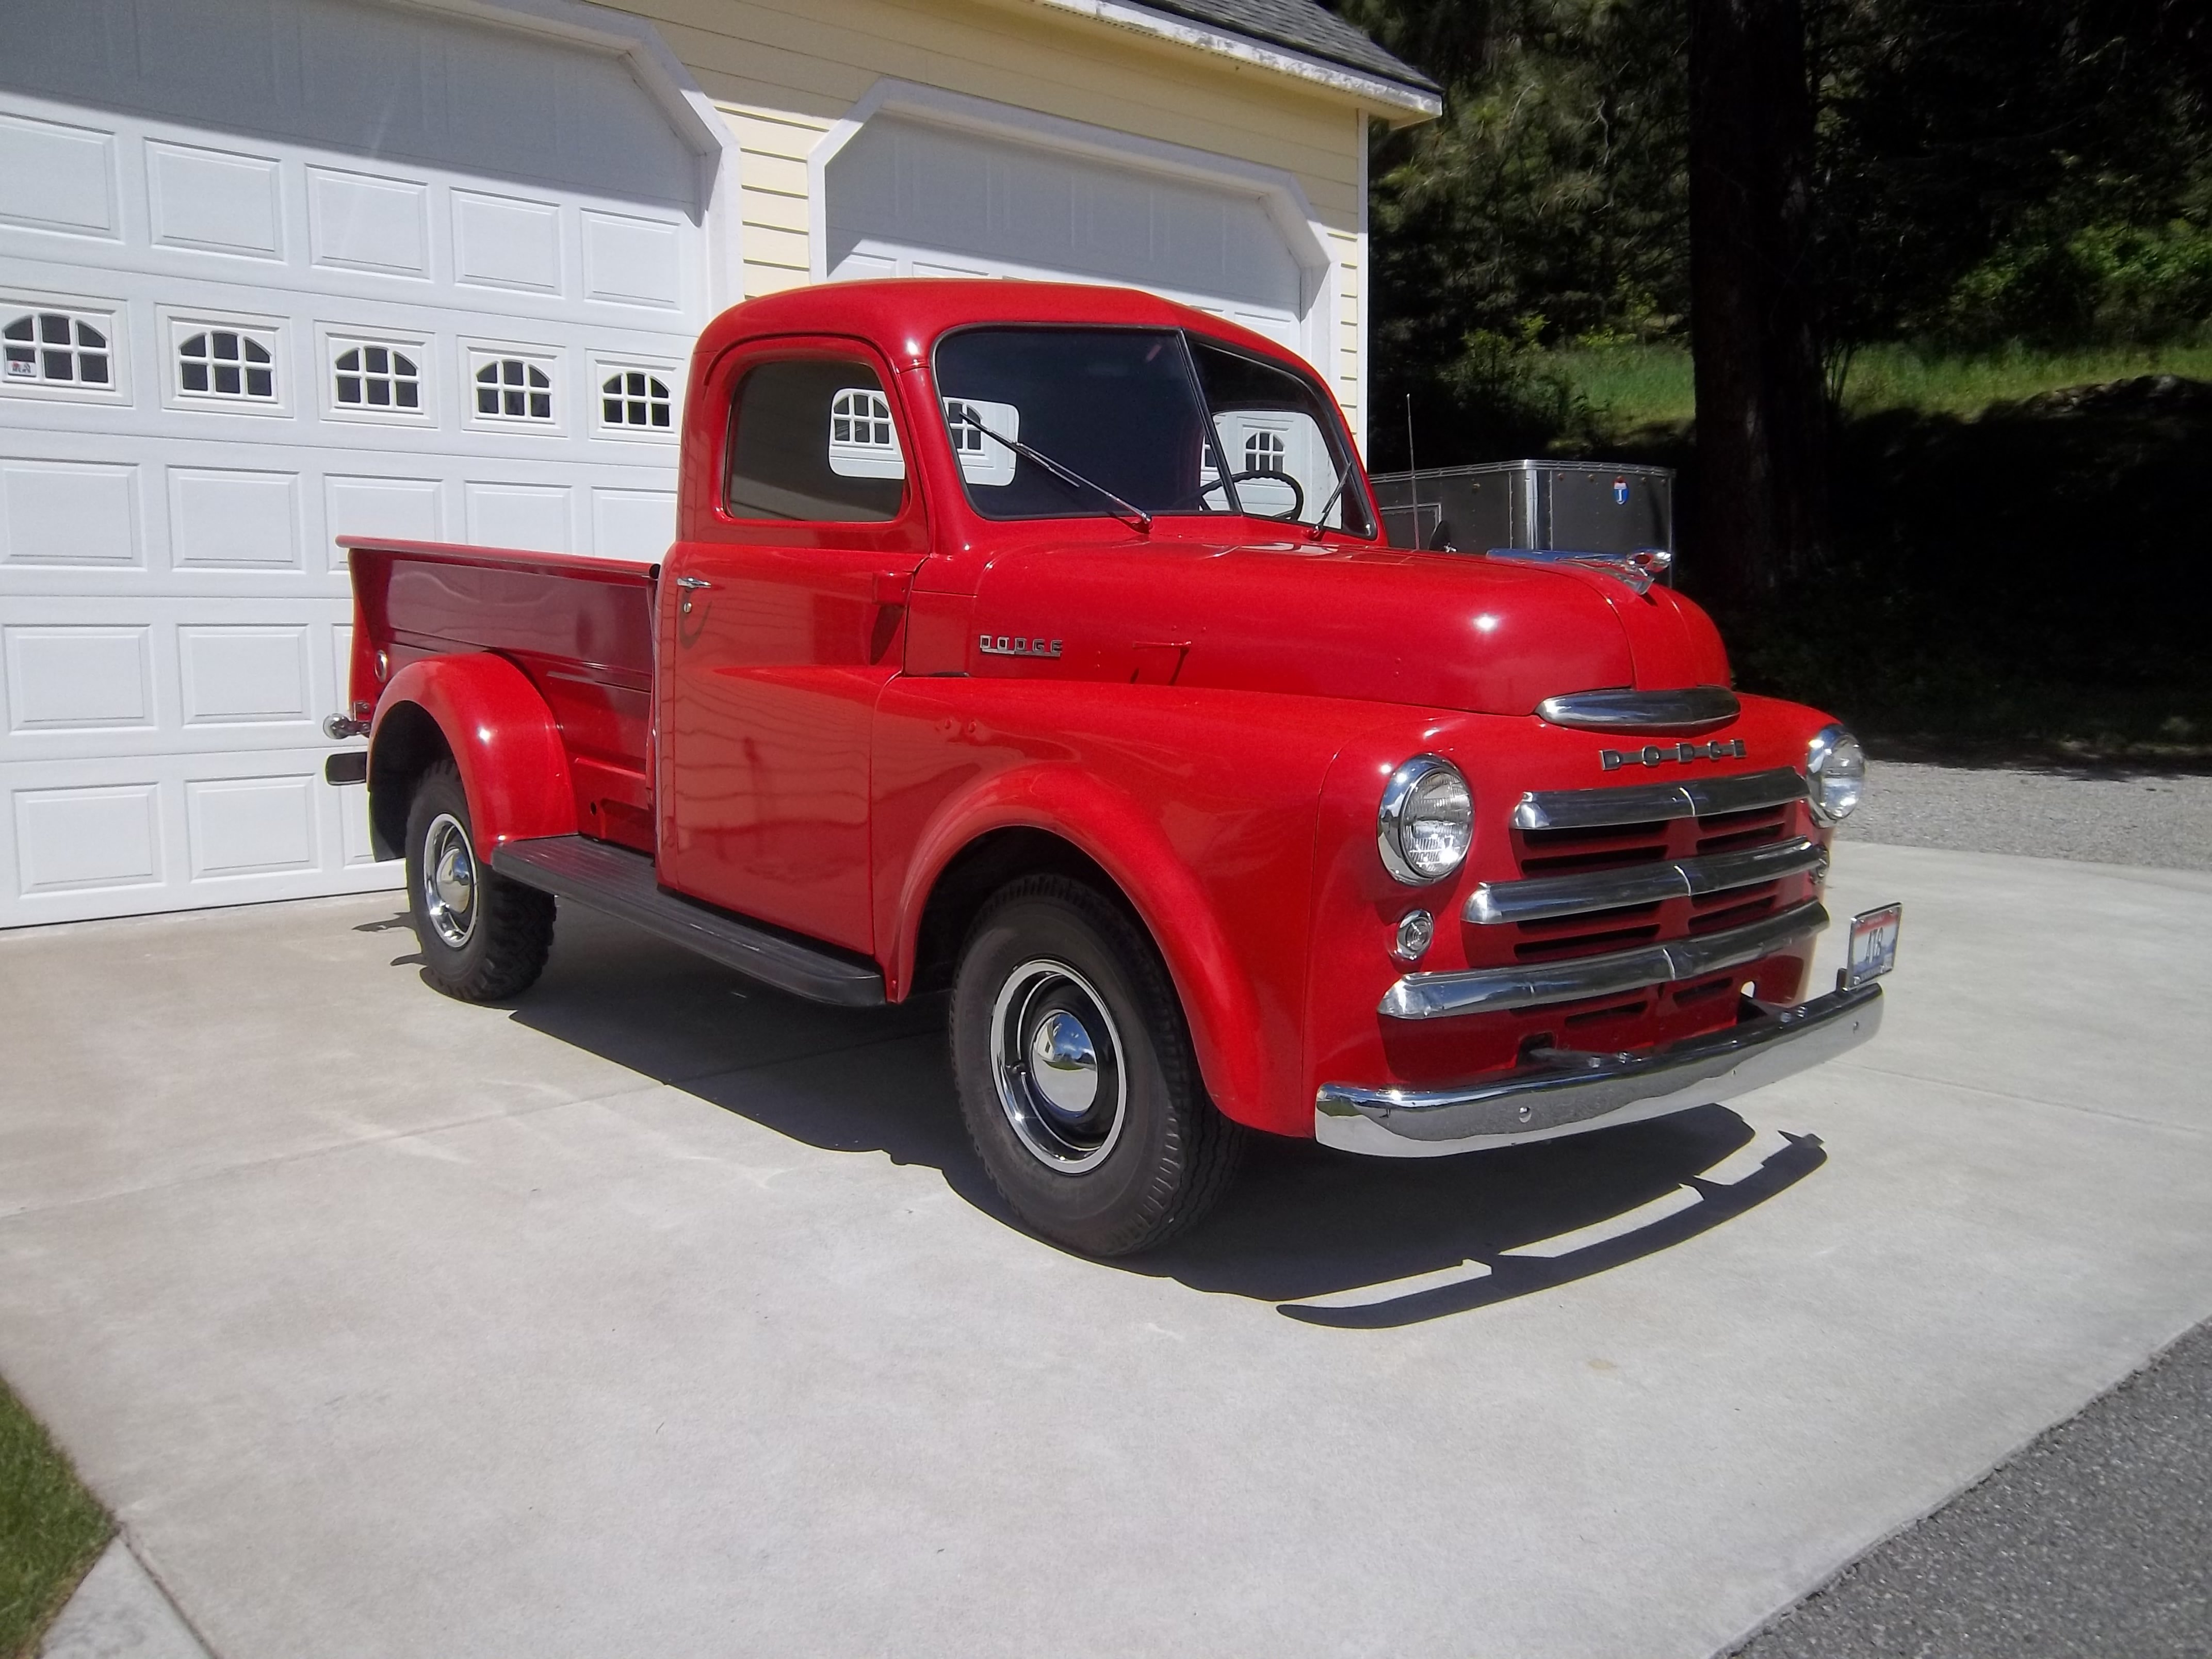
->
949, 409, 1152, 535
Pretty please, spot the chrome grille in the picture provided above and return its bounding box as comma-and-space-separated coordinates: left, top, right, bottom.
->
1420, 768, 1829, 1022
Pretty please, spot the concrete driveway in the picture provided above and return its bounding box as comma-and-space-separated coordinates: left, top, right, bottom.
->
2, 841, 2208, 1658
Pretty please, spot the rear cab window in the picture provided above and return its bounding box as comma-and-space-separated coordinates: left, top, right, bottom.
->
725, 357, 906, 523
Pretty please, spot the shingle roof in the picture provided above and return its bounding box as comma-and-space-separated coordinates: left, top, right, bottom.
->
1130, 0, 1439, 97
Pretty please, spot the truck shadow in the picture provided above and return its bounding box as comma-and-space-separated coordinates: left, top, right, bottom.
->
490, 907, 1828, 1329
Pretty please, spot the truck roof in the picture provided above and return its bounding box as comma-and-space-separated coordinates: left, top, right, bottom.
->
696, 278, 1312, 377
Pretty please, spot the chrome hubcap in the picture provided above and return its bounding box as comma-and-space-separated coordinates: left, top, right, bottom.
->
990, 960, 1126, 1172
421, 812, 477, 949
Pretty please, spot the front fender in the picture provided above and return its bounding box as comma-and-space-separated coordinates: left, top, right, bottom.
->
371, 653, 576, 853
892, 762, 1275, 1128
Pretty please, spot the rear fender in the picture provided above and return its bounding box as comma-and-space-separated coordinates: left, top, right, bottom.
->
893, 765, 1271, 1129
370, 653, 577, 856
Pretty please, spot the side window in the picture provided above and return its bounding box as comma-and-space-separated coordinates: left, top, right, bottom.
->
5, 310, 110, 387
178, 326, 275, 401
725, 357, 904, 523
601, 368, 672, 431
472, 353, 554, 422
332, 341, 421, 413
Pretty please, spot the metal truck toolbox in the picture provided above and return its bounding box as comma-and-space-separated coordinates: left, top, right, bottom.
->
1371, 460, 1674, 561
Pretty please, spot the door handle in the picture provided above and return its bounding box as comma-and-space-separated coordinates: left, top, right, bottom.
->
673, 576, 713, 590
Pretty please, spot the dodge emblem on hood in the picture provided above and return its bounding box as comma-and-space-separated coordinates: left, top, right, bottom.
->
979, 633, 1063, 659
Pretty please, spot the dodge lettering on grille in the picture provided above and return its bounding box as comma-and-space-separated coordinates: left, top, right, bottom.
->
1600, 738, 1749, 770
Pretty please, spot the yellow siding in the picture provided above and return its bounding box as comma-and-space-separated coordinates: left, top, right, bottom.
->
616, 0, 1379, 426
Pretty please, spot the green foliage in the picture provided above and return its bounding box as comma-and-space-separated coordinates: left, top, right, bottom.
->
0, 1375, 110, 1658
1931, 221, 2212, 349
1345, 0, 1688, 466
1341, 0, 2212, 463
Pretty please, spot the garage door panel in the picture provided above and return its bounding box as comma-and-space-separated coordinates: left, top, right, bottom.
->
185, 773, 319, 879
145, 140, 285, 261
0, 111, 120, 240
323, 476, 442, 554
12, 779, 165, 898
178, 626, 314, 728
306, 167, 429, 280
0, 458, 143, 568
3, 625, 156, 734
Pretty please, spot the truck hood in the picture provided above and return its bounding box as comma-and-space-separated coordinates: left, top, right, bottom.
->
965, 535, 1730, 715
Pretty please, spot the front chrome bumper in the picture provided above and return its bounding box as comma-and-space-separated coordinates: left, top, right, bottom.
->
1315, 982, 1882, 1158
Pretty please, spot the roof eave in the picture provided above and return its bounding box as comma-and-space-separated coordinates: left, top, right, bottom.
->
1026, 0, 1442, 121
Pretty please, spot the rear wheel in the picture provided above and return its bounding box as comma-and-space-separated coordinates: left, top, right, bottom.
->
402, 759, 554, 1002
950, 876, 1244, 1256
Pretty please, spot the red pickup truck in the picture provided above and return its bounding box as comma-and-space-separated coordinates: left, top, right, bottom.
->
328, 279, 1894, 1256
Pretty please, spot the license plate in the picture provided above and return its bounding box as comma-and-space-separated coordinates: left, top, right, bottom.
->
1843, 902, 1902, 988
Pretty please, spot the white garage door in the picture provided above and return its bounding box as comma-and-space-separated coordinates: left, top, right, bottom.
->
824, 116, 1310, 354
0, 0, 713, 927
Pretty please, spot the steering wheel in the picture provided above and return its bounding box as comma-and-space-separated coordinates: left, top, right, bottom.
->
1171, 468, 1307, 521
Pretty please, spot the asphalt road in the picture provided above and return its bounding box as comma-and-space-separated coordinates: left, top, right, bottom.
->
1736, 1320, 2212, 1658
1739, 758, 2212, 1657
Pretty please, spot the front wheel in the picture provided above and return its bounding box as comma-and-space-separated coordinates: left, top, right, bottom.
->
402, 758, 555, 1002
950, 877, 1245, 1255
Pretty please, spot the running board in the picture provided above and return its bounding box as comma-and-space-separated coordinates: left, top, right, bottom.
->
489, 835, 886, 1007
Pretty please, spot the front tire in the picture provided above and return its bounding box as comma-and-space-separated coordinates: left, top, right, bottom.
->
950, 877, 1244, 1256
402, 758, 554, 1002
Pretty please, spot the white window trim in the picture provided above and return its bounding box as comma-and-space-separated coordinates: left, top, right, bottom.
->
588, 355, 681, 442
0, 288, 127, 405
319, 326, 434, 427
160, 307, 288, 417
461, 340, 564, 435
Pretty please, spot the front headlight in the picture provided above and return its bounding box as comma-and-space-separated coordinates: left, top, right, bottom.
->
1806, 724, 1866, 823
1378, 756, 1472, 884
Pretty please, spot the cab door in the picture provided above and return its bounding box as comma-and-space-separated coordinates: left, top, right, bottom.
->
658, 340, 930, 952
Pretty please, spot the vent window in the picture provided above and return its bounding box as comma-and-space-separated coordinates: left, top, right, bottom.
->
4, 311, 109, 387
178, 329, 274, 400
334, 344, 420, 411
600, 369, 671, 429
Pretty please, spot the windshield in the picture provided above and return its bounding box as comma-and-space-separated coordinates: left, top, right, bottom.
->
930, 327, 1375, 535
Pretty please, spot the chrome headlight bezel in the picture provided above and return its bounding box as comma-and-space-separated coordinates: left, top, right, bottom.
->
1805, 724, 1866, 825
1378, 756, 1473, 885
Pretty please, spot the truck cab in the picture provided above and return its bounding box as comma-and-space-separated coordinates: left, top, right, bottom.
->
335, 279, 1891, 1256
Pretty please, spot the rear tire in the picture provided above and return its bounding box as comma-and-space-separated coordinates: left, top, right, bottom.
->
950, 876, 1245, 1256
403, 758, 554, 1002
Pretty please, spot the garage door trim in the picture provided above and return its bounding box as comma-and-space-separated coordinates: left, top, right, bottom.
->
388, 0, 742, 309
807, 78, 1336, 371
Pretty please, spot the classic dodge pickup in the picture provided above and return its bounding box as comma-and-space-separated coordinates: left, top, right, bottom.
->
328, 279, 1895, 1255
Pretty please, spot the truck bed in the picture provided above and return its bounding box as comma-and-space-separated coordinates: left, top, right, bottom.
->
343, 537, 658, 851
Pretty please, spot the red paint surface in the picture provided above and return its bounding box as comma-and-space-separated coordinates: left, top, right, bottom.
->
349, 279, 1848, 1138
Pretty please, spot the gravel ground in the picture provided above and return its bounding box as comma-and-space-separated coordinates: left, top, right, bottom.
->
1734, 1322, 2212, 1658
1841, 759, 2212, 871
1740, 759, 2211, 1658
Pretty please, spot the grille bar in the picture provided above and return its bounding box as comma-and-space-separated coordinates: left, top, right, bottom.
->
1511, 766, 1808, 832
1379, 900, 1828, 1020
1465, 836, 1826, 925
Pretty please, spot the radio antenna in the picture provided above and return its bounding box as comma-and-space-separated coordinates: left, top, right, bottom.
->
1404, 393, 1424, 548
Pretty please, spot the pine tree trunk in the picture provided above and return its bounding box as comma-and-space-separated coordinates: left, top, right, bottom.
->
1689, 0, 1828, 607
